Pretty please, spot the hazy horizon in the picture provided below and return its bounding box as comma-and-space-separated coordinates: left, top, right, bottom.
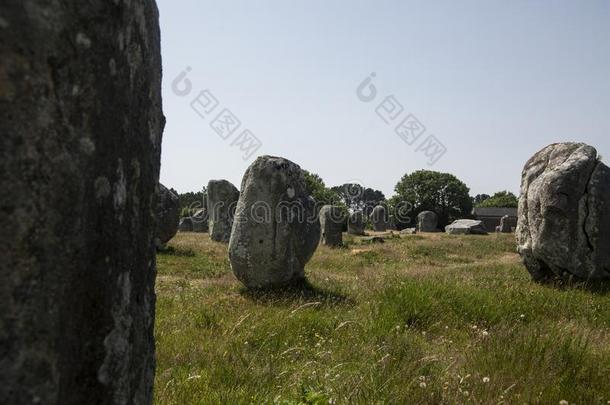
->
157, 0, 610, 198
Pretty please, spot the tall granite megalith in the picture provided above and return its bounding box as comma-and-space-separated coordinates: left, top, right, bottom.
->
207, 179, 240, 242
347, 211, 365, 235
229, 156, 320, 288
417, 211, 438, 232
320, 205, 345, 247
0, 1, 164, 404
370, 205, 388, 232
516, 143, 610, 282
155, 183, 180, 249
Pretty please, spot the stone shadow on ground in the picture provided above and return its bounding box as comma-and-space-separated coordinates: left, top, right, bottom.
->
156, 246, 196, 257
538, 279, 610, 295
238, 278, 351, 307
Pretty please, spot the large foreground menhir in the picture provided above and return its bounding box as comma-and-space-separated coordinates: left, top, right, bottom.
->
517, 142, 610, 282
0, 1, 164, 404
229, 156, 321, 288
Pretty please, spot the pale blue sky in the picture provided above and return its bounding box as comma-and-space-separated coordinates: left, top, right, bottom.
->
157, 0, 610, 198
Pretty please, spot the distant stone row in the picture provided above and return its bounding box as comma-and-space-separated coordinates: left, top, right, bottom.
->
157, 186, 514, 251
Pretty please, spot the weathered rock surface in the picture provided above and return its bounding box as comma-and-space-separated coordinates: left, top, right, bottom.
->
155, 184, 179, 248
445, 219, 488, 235
0, 1, 163, 403
370, 205, 388, 231
207, 180, 239, 242
417, 211, 438, 232
347, 211, 366, 235
192, 208, 209, 232
178, 217, 194, 232
320, 205, 345, 247
516, 143, 610, 281
360, 236, 385, 244
400, 228, 417, 235
497, 215, 511, 233
229, 156, 320, 288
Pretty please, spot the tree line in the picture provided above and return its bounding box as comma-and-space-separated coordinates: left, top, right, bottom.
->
174, 170, 518, 229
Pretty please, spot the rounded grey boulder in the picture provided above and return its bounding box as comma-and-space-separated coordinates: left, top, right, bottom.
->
192, 208, 209, 232
178, 217, 194, 232
347, 211, 365, 235
446, 219, 488, 235
516, 142, 610, 282
370, 205, 388, 232
207, 180, 239, 242
400, 227, 417, 235
320, 205, 345, 247
229, 156, 320, 288
155, 184, 180, 249
417, 211, 438, 232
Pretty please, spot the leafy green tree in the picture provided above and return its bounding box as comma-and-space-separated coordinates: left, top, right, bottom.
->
393, 170, 472, 227
303, 170, 341, 207
473, 193, 490, 206
477, 190, 518, 208
177, 187, 206, 216
386, 194, 412, 229
330, 183, 385, 215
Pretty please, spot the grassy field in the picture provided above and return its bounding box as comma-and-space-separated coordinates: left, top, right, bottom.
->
154, 232, 610, 405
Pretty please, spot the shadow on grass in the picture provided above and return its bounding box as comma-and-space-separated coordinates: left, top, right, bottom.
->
239, 278, 351, 307
157, 246, 196, 257
538, 279, 610, 295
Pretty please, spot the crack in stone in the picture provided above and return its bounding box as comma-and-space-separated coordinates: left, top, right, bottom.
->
581, 159, 599, 254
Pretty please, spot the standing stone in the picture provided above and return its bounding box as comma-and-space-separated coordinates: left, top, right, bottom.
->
417, 211, 438, 232
229, 156, 320, 288
192, 208, 209, 232
178, 217, 194, 232
516, 143, 610, 281
155, 184, 179, 249
347, 211, 365, 235
207, 180, 239, 242
0, 2, 163, 404
320, 205, 345, 247
497, 215, 511, 233
370, 205, 388, 232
